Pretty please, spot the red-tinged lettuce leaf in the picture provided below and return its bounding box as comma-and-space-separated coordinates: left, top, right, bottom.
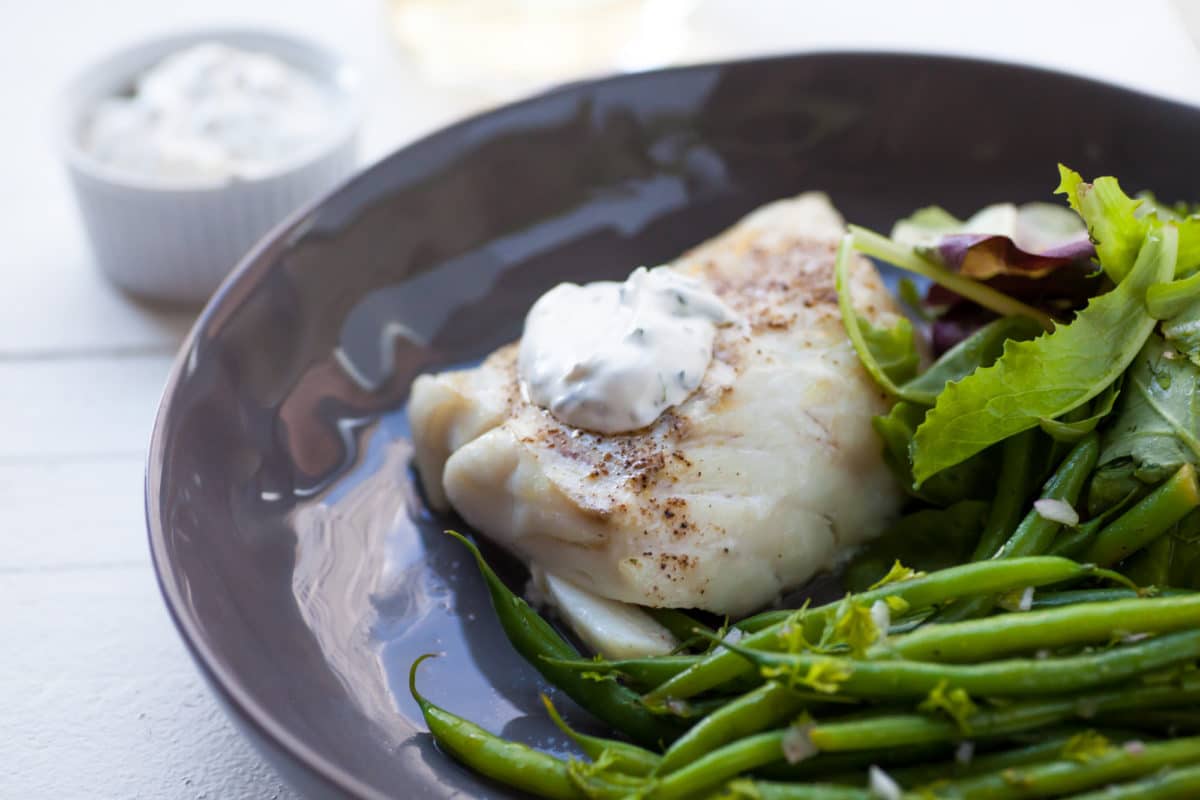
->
923, 264, 1105, 355
892, 202, 1094, 279
935, 233, 1094, 280
892, 200, 1098, 355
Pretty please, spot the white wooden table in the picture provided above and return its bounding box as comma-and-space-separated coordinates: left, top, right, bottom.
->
5, 2, 1200, 797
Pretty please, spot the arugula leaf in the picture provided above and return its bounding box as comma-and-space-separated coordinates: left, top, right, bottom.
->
1163, 300, 1200, 366
1147, 270, 1200, 319
863, 315, 921, 386
911, 225, 1177, 485
901, 316, 1043, 405
1056, 164, 1084, 215
897, 277, 935, 320
1057, 164, 1200, 279
1137, 192, 1200, 273
835, 235, 921, 396
874, 403, 994, 503
1055, 165, 1146, 282
1038, 379, 1121, 443
1093, 334, 1200, 491
844, 501, 988, 592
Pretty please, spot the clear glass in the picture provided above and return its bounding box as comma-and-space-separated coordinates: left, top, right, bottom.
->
388, 0, 696, 96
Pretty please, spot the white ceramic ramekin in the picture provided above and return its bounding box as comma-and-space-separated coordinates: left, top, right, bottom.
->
57, 29, 363, 306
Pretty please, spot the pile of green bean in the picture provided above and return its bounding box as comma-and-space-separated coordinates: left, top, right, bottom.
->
410, 481, 1200, 800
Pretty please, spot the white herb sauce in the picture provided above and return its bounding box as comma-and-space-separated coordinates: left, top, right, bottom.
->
517, 266, 736, 434
83, 43, 332, 183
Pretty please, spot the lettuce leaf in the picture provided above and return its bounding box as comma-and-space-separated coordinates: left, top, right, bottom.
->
1057, 164, 1200, 279
911, 225, 1177, 484
835, 235, 921, 397
861, 315, 920, 386
1162, 300, 1200, 367
1038, 379, 1121, 443
890, 197, 1097, 355
874, 402, 993, 504
1055, 166, 1146, 283
894, 201, 1093, 279
1091, 334, 1200, 499
901, 316, 1043, 406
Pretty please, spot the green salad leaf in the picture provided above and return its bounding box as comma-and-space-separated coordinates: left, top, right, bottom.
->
1055, 165, 1146, 282
911, 224, 1177, 485
1058, 164, 1200, 278
874, 402, 993, 504
1089, 334, 1200, 512
1162, 299, 1200, 366
861, 315, 921, 386
900, 316, 1043, 406
1137, 192, 1200, 273
1147, 270, 1200, 319
834, 235, 921, 396
1038, 379, 1121, 443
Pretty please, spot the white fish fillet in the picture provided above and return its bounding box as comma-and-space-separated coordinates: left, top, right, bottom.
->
409, 193, 904, 620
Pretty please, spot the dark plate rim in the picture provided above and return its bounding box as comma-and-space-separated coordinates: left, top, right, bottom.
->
143, 49, 1199, 799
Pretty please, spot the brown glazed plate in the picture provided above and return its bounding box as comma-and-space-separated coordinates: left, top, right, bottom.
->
146, 52, 1200, 799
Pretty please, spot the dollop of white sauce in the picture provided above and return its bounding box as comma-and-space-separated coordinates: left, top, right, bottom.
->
517, 266, 735, 434
83, 43, 332, 183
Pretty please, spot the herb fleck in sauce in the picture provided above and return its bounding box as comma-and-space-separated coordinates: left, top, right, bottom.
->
518, 267, 736, 434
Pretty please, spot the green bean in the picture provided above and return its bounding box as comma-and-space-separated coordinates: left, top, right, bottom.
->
1085, 464, 1200, 566
656, 682, 808, 775
1070, 761, 1200, 799
645, 557, 1095, 704
1126, 534, 1176, 587
1045, 516, 1108, 560
647, 607, 718, 644
713, 629, 1200, 699
711, 780, 871, 799
644, 729, 791, 799
1100, 709, 1200, 734
757, 742, 952, 781
1029, 586, 1191, 609
931, 437, 1100, 623
972, 429, 1038, 560
646, 696, 731, 721
448, 531, 679, 748
409, 655, 585, 800
738, 609, 929, 637
736, 609, 793, 633
998, 434, 1100, 559
541, 655, 698, 691
885, 736, 1073, 786
1048, 489, 1136, 560
807, 673, 1200, 752
540, 695, 660, 777
881, 594, 1200, 662
921, 735, 1200, 799
1042, 403, 1094, 474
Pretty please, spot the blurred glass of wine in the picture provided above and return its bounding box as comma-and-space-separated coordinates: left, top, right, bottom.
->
389, 0, 697, 94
